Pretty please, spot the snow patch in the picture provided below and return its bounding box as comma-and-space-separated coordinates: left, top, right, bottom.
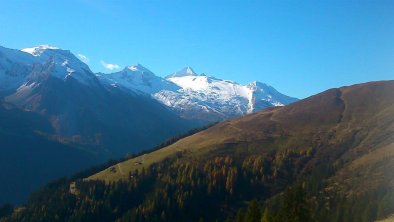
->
21, 45, 59, 56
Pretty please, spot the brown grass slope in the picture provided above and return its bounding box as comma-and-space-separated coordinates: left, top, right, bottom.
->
89, 80, 394, 197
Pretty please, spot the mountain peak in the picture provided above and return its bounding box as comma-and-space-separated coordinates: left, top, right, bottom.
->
183, 66, 196, 75
247, 81, 270, 88
18, 45, 96, 86
21, 45, 60, 56
126, 64, 151, 72
166, 66, 200, 78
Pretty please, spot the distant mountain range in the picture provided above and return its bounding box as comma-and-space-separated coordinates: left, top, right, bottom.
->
0, 45, 195, 156
0, 45, 297, 204
98, 65, 298, 123
0, 44, 298, 154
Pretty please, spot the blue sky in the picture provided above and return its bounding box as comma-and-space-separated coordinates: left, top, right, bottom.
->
0, 0, 393, 98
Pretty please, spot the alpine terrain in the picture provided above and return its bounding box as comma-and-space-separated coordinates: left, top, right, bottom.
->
4, 80, 393, 222
0, 45, 295, 204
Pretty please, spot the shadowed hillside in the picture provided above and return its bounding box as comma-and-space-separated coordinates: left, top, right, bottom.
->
0, 103, 102, 204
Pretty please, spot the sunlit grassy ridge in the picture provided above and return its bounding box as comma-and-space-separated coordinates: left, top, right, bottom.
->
90, 81, 394, 194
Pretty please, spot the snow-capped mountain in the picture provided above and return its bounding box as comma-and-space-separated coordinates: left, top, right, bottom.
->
21, 45, 98, 86
0, 45, 98, 94
166, 66, 199, 78
97, 64, 180, 94
0, 44, 297, 139
0, 45, 195, 156
0, 46, 36, 92
100, 65, 298, 122
162, 67, 298, 121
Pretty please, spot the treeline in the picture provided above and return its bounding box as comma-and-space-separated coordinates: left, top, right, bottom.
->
0, 205, 13, 220
233, 184, 310, 222
2, 145, 393, 222
228, 173, 394, 222
3, 149, 315, 221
